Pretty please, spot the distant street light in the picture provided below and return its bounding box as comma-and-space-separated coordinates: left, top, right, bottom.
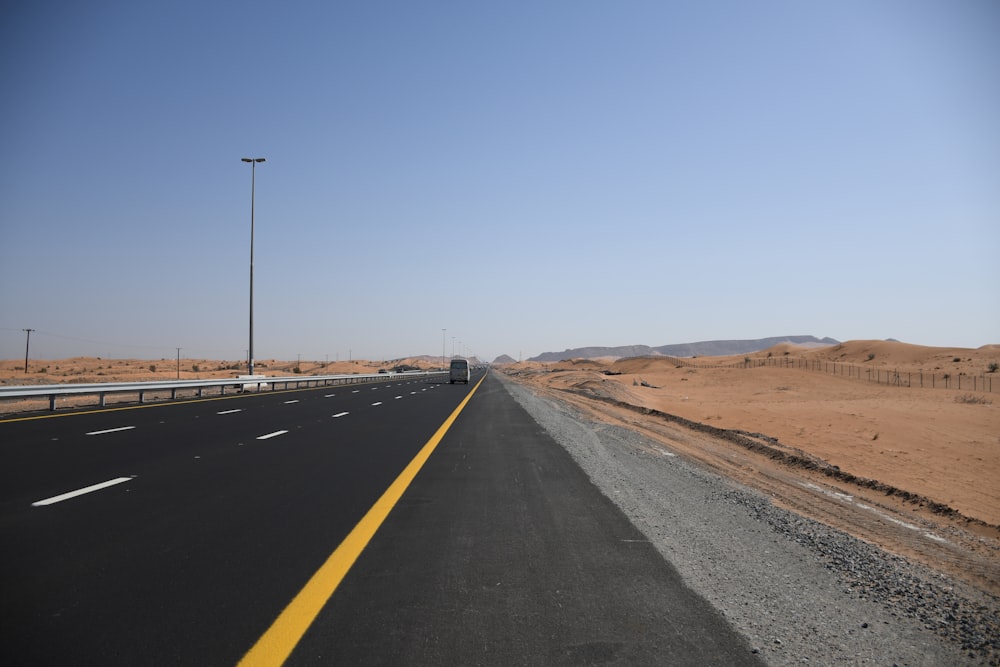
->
241, 157, 266, 376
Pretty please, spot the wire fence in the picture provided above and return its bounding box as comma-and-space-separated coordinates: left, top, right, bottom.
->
661, 355, 998, 394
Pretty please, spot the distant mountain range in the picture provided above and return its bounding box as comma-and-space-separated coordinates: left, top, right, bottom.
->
523, 335, 840, 362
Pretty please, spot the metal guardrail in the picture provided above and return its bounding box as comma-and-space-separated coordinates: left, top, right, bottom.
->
0, 371, 448, 413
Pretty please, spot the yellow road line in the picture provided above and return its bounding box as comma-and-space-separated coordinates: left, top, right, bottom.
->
238, 372, 487, 667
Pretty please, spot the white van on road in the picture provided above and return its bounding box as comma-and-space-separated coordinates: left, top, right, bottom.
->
449, 358, 471, 384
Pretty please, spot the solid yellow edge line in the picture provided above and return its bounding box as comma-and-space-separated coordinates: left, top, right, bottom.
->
238, 371, 488, 667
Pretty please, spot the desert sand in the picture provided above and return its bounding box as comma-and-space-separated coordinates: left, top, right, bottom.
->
521, 341, 1000, 525
502, 341, 1000, 594
0, 356, 444, 386
0, 356, 445, 413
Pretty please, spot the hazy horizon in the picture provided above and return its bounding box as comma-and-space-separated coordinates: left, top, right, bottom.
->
3, 332, 997, 366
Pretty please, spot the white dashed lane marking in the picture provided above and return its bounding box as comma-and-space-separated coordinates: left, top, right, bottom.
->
32, 477, 134, 507
86, 426, 135, 436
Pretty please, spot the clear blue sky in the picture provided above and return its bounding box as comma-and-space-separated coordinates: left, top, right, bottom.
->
2, 1, 997, 363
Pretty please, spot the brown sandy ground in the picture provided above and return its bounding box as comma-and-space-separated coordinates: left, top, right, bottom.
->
0, 356, 445, 414
501, 341, 1000, 598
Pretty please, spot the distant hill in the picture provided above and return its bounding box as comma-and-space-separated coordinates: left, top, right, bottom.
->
530, 345, 656, 362
492, 354, 517, 365
530, 336, 839, 362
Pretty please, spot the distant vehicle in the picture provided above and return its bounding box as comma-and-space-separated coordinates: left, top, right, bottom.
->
449, 358, 470, 384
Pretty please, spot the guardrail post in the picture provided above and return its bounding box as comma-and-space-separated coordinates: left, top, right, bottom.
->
49, 395, 56, 411
100, 392, 107, 407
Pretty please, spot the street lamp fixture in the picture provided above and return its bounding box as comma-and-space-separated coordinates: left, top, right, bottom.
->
242, 157, 266, 377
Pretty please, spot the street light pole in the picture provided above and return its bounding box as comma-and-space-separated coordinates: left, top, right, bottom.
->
241, 157, 265, 377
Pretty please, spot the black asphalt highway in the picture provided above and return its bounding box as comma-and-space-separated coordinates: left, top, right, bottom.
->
1, 370, 761, 666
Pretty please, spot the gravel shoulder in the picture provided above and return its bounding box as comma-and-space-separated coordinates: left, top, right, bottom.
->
497, 373, 1000, 666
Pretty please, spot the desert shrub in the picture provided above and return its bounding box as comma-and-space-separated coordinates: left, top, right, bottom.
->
866, 353, 875, 361
293, 366, 302, 374
988, 362, 999, 373
149, 364, 156, 373
953, 357, 962, 363
955, 394, 992, 405
191, 364, 200, 372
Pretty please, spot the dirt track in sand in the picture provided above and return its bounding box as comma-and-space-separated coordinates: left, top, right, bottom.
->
502, 343, 1000, 597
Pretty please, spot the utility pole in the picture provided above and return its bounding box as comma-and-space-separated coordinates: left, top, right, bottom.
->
176, 348, 182, 379
23, 328, 35, 373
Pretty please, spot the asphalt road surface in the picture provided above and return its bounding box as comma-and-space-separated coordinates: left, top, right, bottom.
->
1, 370, 761, 666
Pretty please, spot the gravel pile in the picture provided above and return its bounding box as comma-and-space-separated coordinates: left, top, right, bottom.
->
499, 374, 1000, 666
